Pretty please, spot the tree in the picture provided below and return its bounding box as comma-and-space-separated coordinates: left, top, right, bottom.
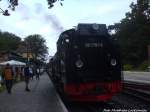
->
0, 31, 21, 52
110, 0, 150, 67
0, 0, 64, 16
24, 34, 48, 62
0, 8, 10, 16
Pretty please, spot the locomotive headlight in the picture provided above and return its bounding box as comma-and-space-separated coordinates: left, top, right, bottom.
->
111, 59, 117, 66
75, 59, 84, 68
65, 39, 69, 43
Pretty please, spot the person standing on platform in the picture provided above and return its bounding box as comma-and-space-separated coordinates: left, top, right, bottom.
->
24, 65, 30, 91
29, 67, 33, 80
0, 67, 3, 86
36, 68, 40, 80
20, 67, 24, 81
3, 63, 14, 94
15, 67, 20, 82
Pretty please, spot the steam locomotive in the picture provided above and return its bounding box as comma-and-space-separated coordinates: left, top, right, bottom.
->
48, 23, 122, 102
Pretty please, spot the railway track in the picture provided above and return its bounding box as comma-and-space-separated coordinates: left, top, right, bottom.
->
58, 80, 150, 112
60, 92, 150, 112
65, 102, 120, 112
61, 95, 130, 112
66, 81, 150, 112
123, 81, 150, 102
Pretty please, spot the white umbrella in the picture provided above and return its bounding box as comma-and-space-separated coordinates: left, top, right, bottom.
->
0, 60, 26, 66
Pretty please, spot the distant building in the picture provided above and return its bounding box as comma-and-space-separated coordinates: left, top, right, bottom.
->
0, 41, 37, 63
16, 42, 34, 60
0, 51, 24, 63
0, 52, 9, 62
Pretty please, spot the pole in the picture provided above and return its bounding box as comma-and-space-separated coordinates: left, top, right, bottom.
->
26, 42, 29, 65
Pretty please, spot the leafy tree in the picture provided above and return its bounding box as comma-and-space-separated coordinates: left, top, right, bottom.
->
110, 0, 150, 67
47, 0, 64, 8
0, 0, 64, 16
24, 34, 48, 62
0, 31, 21, 52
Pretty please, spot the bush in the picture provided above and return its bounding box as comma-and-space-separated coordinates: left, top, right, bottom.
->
0, 85, 5, 92
123, 64, 133, 71
138, 60, 150, 71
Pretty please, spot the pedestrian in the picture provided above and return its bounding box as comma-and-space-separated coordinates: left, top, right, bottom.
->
29, 67, 33, 80
3, 63, 14, 94
0, 67, 3, 86
15, 67, 20, 82
36, 68, 40, 80
20, 67, 24, 81
24, 65, 30, 92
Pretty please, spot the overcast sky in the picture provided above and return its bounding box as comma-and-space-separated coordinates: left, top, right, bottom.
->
0, 0, 136, 55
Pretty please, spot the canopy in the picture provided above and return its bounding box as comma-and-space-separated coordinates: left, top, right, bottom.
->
0, 60, 26, 66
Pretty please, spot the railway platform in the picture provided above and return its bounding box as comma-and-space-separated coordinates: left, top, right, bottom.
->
0, 73, 68, 112
123, 71, 150, 84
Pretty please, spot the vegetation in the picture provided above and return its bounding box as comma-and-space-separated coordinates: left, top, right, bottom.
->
0, 86, 4, 92
0, 84, 5, 93
0, 31, 21, 52
109, 0, 150, 69
123, 64, 133, 71
0, 31, 48, 65
1, 0, 150, 71
137, 60, 150, 70
0, 0, 64, 16
24, 34, 48, 61
24, 34, 48, 69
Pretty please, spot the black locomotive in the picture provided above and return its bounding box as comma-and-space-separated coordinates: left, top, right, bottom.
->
48, 23, 122, 102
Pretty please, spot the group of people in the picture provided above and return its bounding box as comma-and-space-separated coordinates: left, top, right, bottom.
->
0, 63, 41, 94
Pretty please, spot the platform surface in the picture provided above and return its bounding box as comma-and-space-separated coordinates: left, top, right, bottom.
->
0, 73, 67, 112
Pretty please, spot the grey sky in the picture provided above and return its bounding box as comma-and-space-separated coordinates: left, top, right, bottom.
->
0, 0, 136, 55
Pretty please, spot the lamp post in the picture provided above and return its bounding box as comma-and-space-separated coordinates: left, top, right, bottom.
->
26, 41, 30, 65
0, 8, 10, 16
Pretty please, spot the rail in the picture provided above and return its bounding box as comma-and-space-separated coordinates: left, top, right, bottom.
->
123, 81, 150, 102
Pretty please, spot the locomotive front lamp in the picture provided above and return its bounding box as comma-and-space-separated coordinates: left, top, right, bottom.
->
111, 59, 117, 66
65, 39, 69, 43
75, 59, 84, 68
